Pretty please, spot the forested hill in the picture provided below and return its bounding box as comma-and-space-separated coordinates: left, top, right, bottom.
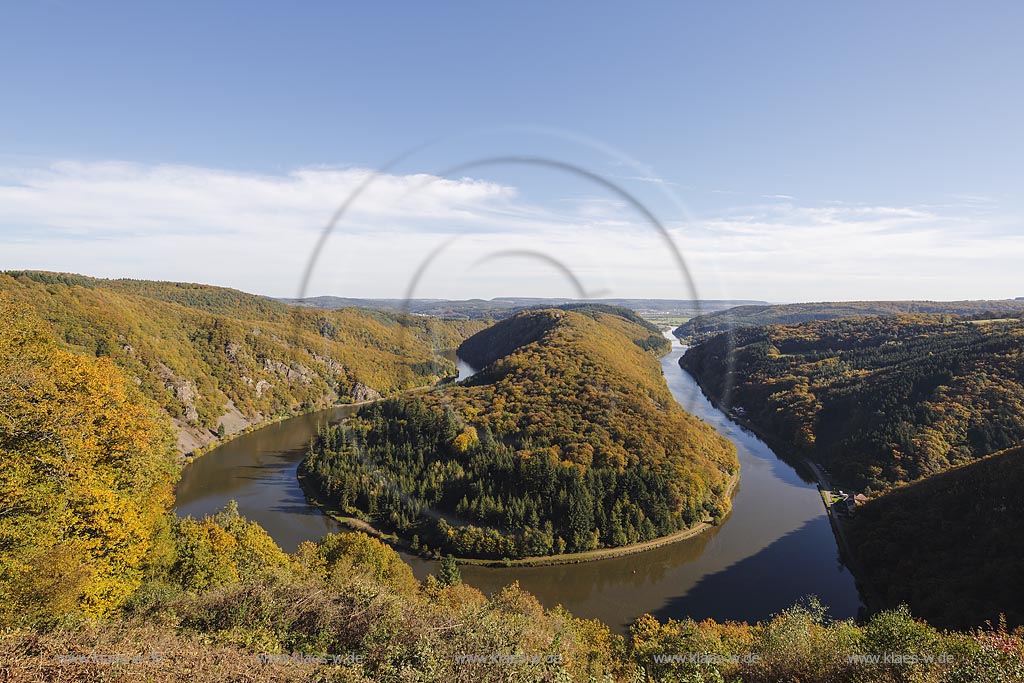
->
303, 307, 737, 559
681, 314, 1024, 495
457, 302, 667, 370
0, 271, 485, 456
682, 314, 1024, 629
848, 444, 1024, 629
4, 270, 295, 319
674, 299, 1024, 339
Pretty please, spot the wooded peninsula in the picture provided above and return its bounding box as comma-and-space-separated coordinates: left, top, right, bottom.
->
301, 305, 737, 560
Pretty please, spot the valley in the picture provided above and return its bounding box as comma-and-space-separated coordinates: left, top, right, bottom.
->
177, 329, 862, 631
4, 277, 1022, 680
680, 313, 1024, 629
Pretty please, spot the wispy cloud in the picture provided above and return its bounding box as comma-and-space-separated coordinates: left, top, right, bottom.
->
0, 159, 1020, 302
0, 160, 523, 238
610, 174, 692, 190
670, 201, 1024, 301
948, 193, 997, 206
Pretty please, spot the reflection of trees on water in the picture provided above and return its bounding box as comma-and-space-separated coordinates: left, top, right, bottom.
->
653, 517, 861, 625
457, 514, 727, 614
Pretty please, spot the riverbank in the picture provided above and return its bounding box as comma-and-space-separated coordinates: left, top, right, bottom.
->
676, 355, 877, 615
180, 384, 437, 466
300, 467, 741, 567
804, 461, 857, 564
805, 460, 881, 615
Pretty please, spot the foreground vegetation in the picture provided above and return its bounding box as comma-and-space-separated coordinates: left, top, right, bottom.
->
7, 505, 1024, 682
3, 298, 1023, 681
682, 314, 1024, 630
0, 298, 179, 621
0, 271, 484, 455
302, 306, 737, 559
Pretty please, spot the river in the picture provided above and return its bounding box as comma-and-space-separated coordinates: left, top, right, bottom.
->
176, 334, 862, 632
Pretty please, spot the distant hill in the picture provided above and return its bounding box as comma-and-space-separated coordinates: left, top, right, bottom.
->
303, 305, 737, 559
281, 295, 764, 320
0, 271, 485, 455
848, 444, 1024, 629
674, 300, 1024, 339
4, 270, 294, 319
458, 302, 666, 368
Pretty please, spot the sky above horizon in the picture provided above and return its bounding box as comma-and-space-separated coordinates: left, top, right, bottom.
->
1, 2, 1022, 302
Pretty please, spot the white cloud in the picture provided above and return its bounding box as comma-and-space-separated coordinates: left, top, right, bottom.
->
0, 161, 519, 238
671, 202, 1024, 302
0, 159, 1021, 302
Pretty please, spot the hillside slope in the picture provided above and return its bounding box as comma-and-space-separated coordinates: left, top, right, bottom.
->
0, 272, 485, 455
681, 315, 1024, 495
457, 302, 669, 367
304, 306, 737, 559
683, 314, 1024, 629
674, 300, 1024, 339
848, 445, 1024, 629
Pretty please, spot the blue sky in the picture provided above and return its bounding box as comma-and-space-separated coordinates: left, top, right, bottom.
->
1, 2, 1022, 301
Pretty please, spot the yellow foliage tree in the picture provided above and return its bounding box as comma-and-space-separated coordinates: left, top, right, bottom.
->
171, 501, 291, 591
0, 299, 178, 624
452, 425, 479, 454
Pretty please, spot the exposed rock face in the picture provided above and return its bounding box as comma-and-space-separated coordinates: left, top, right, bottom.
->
263, 358, 314, 385
157, 362, 200, 422
263, 358, 287, 375
311, 352, 344, 374
174, 417, 209, 456
175, 382, 200, 422
217, 400, 254, 437
242, 375, 273, 397
349, 382, 381, 403
225, 341, 242, 361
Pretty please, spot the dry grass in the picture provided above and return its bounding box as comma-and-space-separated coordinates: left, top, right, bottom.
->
0, 622, 326, 683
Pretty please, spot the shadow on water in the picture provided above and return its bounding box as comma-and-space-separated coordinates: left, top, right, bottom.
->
652, 516, 862, 626
270, 504, 325, 516
233, 461, 299, 480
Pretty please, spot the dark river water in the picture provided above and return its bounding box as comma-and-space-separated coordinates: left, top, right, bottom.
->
176, 333, 862, 632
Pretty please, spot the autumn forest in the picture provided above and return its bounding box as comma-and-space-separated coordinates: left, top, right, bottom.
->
2, 272, 1024, 681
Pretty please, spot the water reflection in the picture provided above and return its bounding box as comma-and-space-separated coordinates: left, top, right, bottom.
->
653, 517, 862, 626
175, 406, 358, 551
